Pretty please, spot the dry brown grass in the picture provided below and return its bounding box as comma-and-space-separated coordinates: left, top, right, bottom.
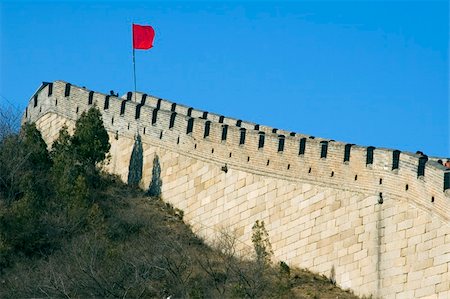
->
1, 178, 363, 298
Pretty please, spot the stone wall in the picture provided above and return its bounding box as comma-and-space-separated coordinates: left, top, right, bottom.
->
24, 81, 450, 298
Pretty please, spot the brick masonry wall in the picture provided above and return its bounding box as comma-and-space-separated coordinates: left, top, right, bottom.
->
24, 81, 450, 299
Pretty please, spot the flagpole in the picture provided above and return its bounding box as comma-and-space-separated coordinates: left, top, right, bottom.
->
132, 47, 137, 102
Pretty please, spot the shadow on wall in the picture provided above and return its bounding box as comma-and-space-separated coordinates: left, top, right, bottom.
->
147, 155, 162, 197
128, 134, 143, 187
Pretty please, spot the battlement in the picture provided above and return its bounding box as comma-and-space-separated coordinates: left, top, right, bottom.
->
24, 80, 450, 221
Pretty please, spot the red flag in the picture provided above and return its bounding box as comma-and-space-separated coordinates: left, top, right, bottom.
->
133, 24, 155, 50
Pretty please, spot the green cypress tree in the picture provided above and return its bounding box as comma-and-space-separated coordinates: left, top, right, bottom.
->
71, 107, 110, 168
147, 155, 162, 197
128, 134, 143, 187
20, 123, 51, 172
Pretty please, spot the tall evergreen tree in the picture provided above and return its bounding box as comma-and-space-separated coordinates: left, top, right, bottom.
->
128, 134, 143, 187
71, 107, 110, 167
147, 155, 162, 197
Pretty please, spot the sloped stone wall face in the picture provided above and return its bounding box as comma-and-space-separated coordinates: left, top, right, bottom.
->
25, 81, 450, 298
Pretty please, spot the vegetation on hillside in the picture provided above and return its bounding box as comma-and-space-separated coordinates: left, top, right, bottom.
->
0, 106, 360, 298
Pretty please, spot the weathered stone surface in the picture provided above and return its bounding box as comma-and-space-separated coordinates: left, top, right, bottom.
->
24, 81, 450, 299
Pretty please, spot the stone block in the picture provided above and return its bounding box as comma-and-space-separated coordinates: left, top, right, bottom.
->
397, 219, 414, 231
425, 263, 447, 277
422, 274, 443, 288
411, 258, 433, 271
436, 281, 449, 293
354, 248, 368, 261
348, 243, 362, 254
438, 291, 450, 299
414, 285, 436, 298
433, 252, 450, 266
430, 243, 450, 258
396, 290, 414, 299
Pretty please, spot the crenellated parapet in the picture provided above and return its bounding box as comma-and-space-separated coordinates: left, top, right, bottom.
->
24, 81, 450, 222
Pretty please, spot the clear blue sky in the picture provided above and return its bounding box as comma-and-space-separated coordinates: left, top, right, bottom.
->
1, 1, 448, 157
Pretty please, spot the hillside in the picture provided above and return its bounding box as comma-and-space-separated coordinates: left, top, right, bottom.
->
0, 106, 360, 298
0, 180, 360, 299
